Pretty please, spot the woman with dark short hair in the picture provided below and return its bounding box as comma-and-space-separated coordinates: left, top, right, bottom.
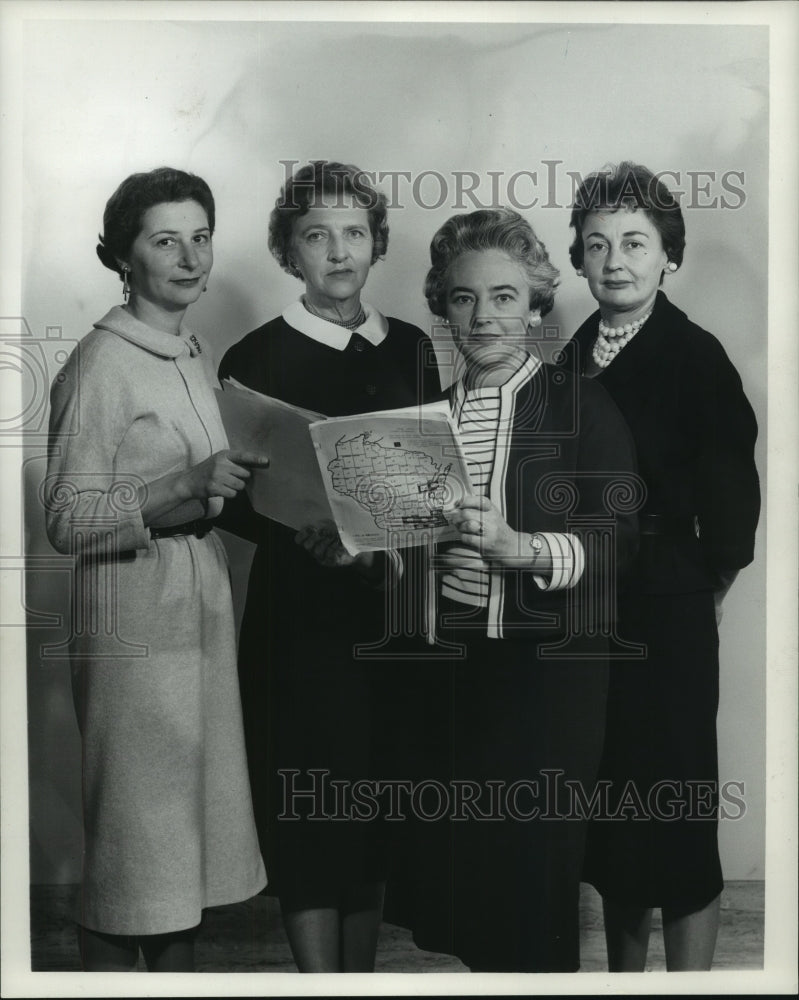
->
218, 160, 443, 972
45, 167, 267, 971
387, 208, 639, 972
565, 162, 760, 970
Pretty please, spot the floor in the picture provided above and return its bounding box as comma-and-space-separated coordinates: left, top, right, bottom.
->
30, 880, 764, 973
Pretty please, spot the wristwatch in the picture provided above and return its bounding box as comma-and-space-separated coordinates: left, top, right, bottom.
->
529, 532, 544, 563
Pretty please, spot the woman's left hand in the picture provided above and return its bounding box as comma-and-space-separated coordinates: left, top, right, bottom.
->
295, 519, 374, 572
449, 496, 520, 564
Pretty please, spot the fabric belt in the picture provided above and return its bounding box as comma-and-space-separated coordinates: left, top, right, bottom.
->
149, 518, 216, 540
639, 513, 697, 536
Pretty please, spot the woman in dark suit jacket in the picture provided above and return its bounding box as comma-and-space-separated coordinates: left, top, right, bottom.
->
388, 209, 640, 972
565, 162, 760, 970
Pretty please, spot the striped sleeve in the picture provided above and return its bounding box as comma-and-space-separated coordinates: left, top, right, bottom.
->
531, 532, 585, 591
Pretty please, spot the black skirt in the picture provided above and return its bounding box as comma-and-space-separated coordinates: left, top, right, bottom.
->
384, 631, 609, 972
237, 543, 393, 906
582, 589, 724, 912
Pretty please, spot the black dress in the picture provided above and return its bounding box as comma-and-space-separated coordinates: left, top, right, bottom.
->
566, 290, 760, 911
217, 306, 443, 906
383, 355, 640, 971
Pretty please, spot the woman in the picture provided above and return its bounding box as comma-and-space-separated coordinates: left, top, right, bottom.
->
565, 162, 760, 970
386, 208, 639, 972
45, 167, 267, 971
217, 161, 443, 972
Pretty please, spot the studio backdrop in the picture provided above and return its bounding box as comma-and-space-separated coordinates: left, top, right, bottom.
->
19, 16, 767, 886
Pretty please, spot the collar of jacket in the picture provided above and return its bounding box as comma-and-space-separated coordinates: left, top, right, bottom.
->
449, 351, 543, 411
571, 290, 685, 384
282, 299, 388, 351
93, 305, 200, 359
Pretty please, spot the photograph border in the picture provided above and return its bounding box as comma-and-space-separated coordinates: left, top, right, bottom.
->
1, 1, 796, 996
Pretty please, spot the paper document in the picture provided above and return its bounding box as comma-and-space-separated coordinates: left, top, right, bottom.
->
215, 380, 331, 530
309, 407, 474, 554
216, 382, 473, 549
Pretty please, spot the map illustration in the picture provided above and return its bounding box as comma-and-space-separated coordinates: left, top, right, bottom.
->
327, 432, 452, 530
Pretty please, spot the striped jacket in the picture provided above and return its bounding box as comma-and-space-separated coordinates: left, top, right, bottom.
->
427, 354, 640, 642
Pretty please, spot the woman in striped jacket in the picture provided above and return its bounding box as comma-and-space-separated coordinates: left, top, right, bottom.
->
388, 209, 639, 972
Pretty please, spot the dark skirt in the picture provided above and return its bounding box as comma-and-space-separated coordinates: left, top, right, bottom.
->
582, 589, 723, 912
237, 548, 392, 907
383, 633, 609, 972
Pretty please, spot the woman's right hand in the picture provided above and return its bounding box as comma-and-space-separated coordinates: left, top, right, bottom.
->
182, 450, 269, 500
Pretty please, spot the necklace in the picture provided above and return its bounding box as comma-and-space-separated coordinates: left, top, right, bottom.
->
303, 296, 366, 331
592, 307, 653, 369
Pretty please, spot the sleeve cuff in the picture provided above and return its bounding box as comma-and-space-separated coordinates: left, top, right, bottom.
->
532, 532, 585, 591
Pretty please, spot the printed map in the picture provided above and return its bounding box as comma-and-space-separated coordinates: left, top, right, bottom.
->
327, 432, 452, 530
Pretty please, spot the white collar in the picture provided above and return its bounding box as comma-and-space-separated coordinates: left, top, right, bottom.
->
282, 299, 388, 351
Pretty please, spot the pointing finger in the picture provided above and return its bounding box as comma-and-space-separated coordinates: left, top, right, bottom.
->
229, 450, 270, 468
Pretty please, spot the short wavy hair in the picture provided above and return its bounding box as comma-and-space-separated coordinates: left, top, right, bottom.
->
96, 167, 215, 279
424, 209, 560, 319
268, 161, 389, 278
568, 161, 685, 274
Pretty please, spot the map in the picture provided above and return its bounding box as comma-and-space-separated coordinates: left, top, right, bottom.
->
216, 386, 471, 550
310, 407, 472, 553
327, 432, 452, 530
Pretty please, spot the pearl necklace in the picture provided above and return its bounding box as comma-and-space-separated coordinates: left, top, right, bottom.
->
303, 296, 366, 331
592, 308, 653, 369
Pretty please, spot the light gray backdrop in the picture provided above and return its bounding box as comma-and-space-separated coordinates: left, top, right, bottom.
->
20, 17, 767, 887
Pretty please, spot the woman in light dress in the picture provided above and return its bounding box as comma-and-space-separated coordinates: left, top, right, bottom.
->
46, 167, 267, 971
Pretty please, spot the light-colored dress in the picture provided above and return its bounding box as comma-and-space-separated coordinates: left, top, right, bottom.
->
45, 306, 266, 936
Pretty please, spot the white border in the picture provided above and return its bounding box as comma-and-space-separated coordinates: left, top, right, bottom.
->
1, 1, 796, 996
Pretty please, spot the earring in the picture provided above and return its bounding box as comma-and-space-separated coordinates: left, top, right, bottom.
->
575, 268, 584, 277
529, 312, 542, 328
665, 262, 678, 272
121, 266, 130, 303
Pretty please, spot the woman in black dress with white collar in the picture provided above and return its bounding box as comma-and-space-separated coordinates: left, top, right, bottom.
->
566, 162, 760, 970
218, 161, 442, 972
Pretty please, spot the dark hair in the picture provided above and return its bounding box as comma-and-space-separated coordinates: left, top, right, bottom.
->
268, 160, 389, 277
96, 167, 215, 279
424, 208, 560, 319
568, 161, 685, 274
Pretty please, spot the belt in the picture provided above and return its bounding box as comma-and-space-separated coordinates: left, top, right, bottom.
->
149, 518, 216, 540
639, 513, 697, 536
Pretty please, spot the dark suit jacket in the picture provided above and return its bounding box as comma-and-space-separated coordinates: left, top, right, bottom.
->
434, 357, 640, 641
564, 290, 760, 594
